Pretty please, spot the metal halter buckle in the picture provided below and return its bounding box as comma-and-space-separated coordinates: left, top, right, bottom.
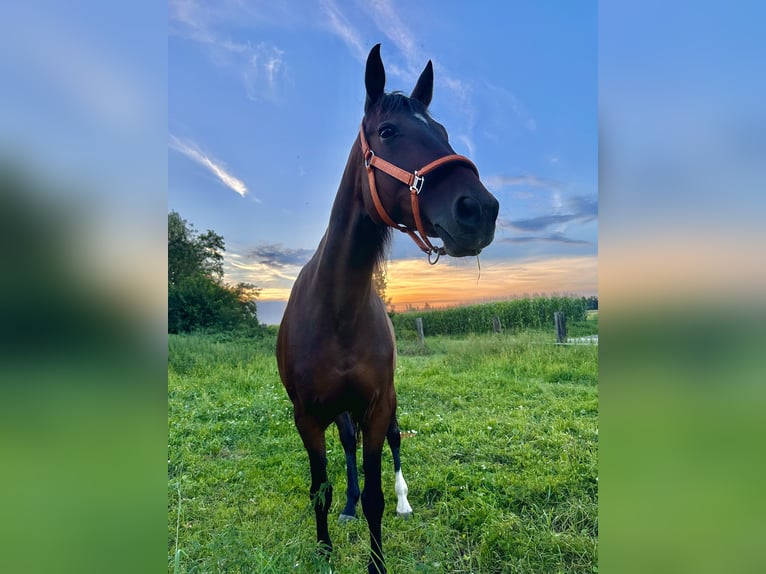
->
364, 149, 375, 169
410, 174, 425, 194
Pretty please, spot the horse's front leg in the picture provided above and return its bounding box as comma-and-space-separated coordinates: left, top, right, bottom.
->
295, 414, 333, 555
336, 412, 360, 521
361, 410, 389, 574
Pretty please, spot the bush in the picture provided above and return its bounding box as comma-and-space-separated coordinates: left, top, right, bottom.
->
168, 276, 259, 334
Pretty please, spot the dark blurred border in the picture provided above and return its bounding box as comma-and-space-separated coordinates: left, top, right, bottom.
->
1, 3, 166, 573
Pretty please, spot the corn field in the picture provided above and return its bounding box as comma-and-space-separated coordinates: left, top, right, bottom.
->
390, 296, 589, 337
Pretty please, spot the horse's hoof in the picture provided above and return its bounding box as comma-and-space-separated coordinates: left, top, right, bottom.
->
396, 510, 413, 519
318, 541, 333, 558
338, 513, 357, 523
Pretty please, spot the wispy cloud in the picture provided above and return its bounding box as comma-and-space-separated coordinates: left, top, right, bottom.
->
169, 134, 249, 198
482, 80, 537, 134
169, 0, 287, 102
365, 0, 420, 75
503, 214, 581, 232
168, 0, 216, 43
487, 174, 564, 191
320, 0, 367, 62
501, 233, 591, 245
241, 42, 286, 102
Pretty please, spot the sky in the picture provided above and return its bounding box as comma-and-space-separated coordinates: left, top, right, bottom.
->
168, 0, 597, 324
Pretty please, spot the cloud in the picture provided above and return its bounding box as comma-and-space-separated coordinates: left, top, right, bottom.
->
226, 256, 297, 284
320, 0, 425, 78
481, 80, 537, 136
365, 0, 420, 74
242, 42, 286, 102
169, 134, 249, 198
504, 214, 581, 232
498, 194, 597, 247
247, 243, 314, 268
567, 195, 598, 220
168, 0, 216, 43
504, 195, 597, 232
501, 233, 591, 245
487, 174, 564, 191
320, 0, 367, 62
169, 0, 287, 101
222, 246, 312, 302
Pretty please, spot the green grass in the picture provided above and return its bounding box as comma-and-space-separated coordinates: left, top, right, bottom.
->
168, 328, 597, 573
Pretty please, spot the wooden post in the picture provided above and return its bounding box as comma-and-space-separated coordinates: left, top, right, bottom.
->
415, 317, 425, 345
492, 316, 502, 333
554, 312, 567, 343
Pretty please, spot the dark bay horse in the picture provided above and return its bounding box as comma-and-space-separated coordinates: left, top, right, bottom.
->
276, 44, 498, 574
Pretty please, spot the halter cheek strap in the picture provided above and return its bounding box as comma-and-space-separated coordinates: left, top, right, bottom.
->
359, 121, 479, 264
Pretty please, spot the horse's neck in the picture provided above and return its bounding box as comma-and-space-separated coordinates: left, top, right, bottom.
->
312, 147, 387, 318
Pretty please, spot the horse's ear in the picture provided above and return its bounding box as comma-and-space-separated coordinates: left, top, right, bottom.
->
410, 60, 433, 108
365, 44, 385, 113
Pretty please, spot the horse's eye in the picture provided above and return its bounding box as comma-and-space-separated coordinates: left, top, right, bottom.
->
378, 126, 396, 140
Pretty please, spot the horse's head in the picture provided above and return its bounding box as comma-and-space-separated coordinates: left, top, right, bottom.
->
360, 44, 499, 259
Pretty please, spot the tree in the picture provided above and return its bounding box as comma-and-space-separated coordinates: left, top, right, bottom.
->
168, 211, 225, 286
168, 211, 260, 333
372, 262, 392, 310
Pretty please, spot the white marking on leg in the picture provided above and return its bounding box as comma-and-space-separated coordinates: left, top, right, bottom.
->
395, 469, 413, 516
413, 112, 429, 126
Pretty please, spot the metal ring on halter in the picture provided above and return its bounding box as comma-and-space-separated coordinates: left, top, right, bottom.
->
364, 149, 375, 169
428, 247, 445, 265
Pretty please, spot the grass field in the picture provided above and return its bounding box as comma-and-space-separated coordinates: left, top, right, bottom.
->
168, 320, 598, 573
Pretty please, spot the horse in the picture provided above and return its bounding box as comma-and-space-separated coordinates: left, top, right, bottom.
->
276, 44, 499, 574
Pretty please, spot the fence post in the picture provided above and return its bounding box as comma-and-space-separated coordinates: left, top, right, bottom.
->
415, 317, 425, 345
554, 311, 567, 343
492, 316, 502, 333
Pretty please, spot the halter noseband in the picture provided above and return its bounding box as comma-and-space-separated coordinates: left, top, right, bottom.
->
359, 121, 479, 265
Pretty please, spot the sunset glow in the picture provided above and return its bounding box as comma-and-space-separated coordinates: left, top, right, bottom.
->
241, 254, 597, 314
385, 256, 597, 310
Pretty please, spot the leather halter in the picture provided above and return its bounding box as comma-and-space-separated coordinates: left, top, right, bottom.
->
359, 121, 479, 264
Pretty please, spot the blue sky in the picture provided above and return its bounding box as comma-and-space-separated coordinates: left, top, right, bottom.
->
168, 0, 597, 323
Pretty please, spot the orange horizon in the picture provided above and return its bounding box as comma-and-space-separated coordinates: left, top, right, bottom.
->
383, 256, 597, 309
250, 254, 597, 310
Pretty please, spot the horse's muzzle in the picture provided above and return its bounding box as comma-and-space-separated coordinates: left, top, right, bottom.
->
434, 190, 498, 257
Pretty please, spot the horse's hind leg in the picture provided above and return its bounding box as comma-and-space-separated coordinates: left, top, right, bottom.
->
336, 412, 360, 521
295, 414, 333, 554
387, 414, 413, 518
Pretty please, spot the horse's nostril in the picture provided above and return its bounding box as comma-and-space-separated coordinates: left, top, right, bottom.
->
454, 196, 481, 227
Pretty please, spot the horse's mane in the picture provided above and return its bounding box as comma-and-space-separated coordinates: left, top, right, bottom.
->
374, 92, 430, 117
